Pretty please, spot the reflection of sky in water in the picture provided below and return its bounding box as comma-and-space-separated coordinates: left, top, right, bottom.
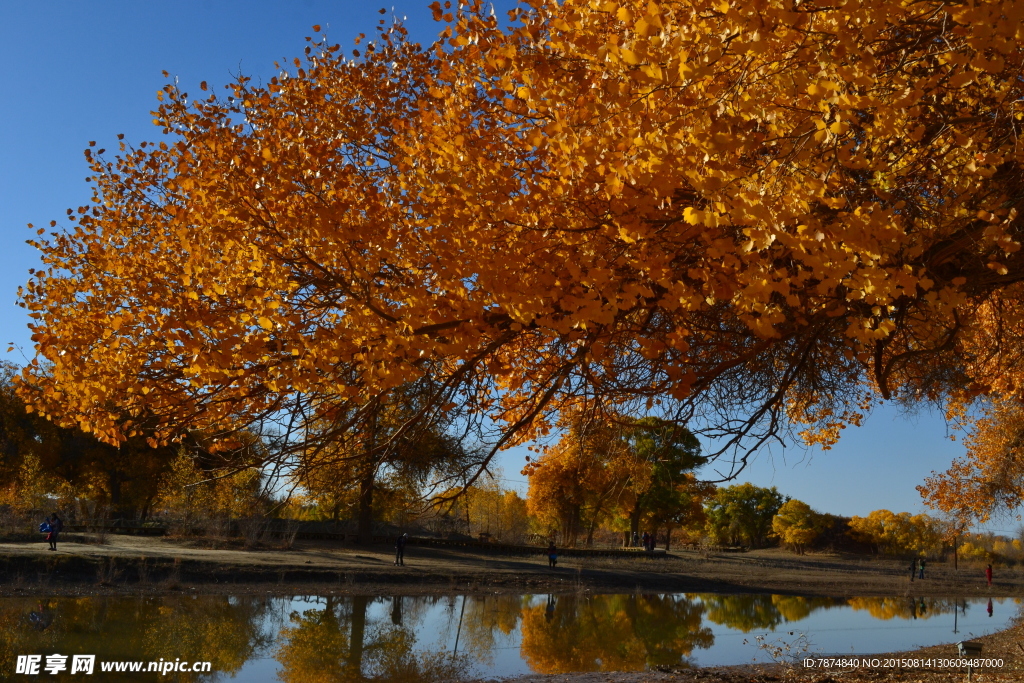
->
224, 595, 1018, 680
5, 594, 1018, 681
690, 596, 1015, 668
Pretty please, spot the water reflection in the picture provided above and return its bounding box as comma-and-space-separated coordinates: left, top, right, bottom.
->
0, 595, 273, 681
846, 597, 959, 621
521, 594, 713, 673
701, 594, 847, 633
0, 593, 1016, 681
275, 595, 470, 682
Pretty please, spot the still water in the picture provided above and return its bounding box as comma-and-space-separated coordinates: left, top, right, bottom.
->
2, 593, 1016, 680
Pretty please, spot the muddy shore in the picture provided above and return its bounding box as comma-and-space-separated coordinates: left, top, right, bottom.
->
0, 534, 1018, 599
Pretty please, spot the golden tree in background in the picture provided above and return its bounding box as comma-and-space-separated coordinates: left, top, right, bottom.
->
771, 499, 826, 554
18, 0, 1024, 497
847, 509, 944, 556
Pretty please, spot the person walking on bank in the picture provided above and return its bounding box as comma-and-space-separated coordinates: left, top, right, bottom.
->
918, 558, 925, 580
547, 541, 558, 568
986, 563, 993, 587
394, 533, 408, 566
909, 558, 916, 582
48, 513, 63, 551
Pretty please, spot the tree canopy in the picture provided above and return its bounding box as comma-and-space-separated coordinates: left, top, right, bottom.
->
704, 482, 786, 547
18, 0, 1024, 494
771, 499, 826, 554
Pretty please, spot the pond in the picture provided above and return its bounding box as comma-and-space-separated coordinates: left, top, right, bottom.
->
2, 593, 1016, 681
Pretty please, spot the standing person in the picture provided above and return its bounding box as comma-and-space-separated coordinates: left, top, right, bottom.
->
48, 513, 63, 551
909, 558, 916, 582
642, 532, 650, 552
547, 541, 558, 568
394, 533, 408, 566
986, 563, 993, 587
918, 558, 926, 580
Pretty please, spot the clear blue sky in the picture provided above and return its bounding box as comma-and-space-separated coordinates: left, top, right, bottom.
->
0, 1, 994, 526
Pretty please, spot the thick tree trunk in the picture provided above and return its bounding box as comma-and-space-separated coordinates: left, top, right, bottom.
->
139, 493, 156, 521
585, 518, 597, 548
356, 399, 379, 544
630, 504, 642, 542
562, 505, 582, 547
357, 467, 374, 544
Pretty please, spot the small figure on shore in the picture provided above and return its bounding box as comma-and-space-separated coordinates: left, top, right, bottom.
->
40, 513, 62, 551
394, 533, 407, 566
547, 541, 558, 568
642, 532, 651, 552
986, 563, 993, 587
909, 558, 916, 582
918, 558, 925, 580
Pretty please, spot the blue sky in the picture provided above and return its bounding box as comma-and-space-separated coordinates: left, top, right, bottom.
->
0, 1, 997, 525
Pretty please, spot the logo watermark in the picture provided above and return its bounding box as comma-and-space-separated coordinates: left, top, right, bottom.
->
15, 655, 212, 675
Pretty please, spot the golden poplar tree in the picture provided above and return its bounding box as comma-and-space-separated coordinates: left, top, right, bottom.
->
18, 0, 1024, 494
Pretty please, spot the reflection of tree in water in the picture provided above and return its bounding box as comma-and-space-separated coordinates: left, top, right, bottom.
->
0, 595, 274, 681
699, 594, 845, 633
459, 595, 527, 666
520, 594, 713, 674
846, 597, 958, 620
142, 595, 274, 677
274, 595, 471, 682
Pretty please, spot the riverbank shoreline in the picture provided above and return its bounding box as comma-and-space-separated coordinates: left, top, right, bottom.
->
1, 534, 1018, 599
3, 536, 1022, 682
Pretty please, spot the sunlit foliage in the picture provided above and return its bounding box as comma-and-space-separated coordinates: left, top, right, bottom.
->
16, 0, 1024, 499
847, 509, 945, 556
771, 499, 828, 554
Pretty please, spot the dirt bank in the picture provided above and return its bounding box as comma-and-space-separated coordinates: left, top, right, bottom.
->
0, 534, 1019, 599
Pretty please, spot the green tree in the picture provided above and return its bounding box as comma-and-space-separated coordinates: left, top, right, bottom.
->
704, 483, 787, 548
620, 418, 708, 547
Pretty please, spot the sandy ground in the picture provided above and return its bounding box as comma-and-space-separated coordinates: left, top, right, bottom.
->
0, 534, 1018, 598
